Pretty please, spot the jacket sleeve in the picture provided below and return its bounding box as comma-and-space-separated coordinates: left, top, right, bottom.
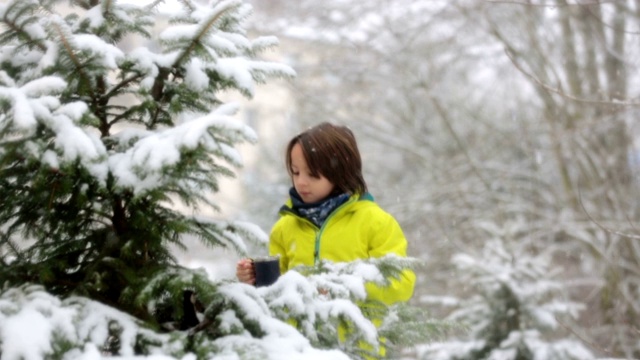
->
268, 220, 289, 274
365, 211, 416, 305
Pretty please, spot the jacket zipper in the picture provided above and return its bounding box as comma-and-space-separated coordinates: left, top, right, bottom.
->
281, 196, 359, 265
313, 197, 356, 265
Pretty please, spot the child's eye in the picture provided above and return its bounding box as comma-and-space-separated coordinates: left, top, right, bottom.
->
291, 171, 300, 176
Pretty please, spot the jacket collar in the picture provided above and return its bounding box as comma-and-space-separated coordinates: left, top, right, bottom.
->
280, 189, 374, 215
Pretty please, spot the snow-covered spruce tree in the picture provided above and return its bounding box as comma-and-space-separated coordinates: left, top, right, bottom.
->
0, 0, 292, 316
0, 256, 435, 359
418, 220, 594, 360
0, 1, 439, 358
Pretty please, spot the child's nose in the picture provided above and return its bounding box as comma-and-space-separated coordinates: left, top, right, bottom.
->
297, 174, 310, 186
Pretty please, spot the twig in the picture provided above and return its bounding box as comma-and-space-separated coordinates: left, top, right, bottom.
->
504, 48, 640, 107
556, 316, 616, 356
577, 187, 640, 240
187, 317, 213, 336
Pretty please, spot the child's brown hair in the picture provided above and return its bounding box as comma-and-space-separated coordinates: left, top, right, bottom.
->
285, 122, 368, 195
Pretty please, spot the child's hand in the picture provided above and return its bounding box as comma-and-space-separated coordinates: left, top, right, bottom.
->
236, 258, 256, 285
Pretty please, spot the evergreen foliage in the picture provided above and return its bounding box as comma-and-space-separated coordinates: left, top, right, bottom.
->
419, 220, 594, 360
276, 255, 443, 359
1, 257, 439, 359
0, 0, 291, 317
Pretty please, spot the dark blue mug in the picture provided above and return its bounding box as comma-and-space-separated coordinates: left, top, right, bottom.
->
253, 256, 280, 287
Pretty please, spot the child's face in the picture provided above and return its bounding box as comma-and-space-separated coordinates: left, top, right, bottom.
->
290, 143, 335, 203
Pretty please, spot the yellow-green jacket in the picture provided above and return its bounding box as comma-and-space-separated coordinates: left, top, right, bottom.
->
269, 193, 416, 305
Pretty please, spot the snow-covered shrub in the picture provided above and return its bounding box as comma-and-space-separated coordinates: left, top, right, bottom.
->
418, 220, 594, 360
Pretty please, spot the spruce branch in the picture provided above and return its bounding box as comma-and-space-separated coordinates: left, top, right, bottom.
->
144, 2, 239, 126
176, 0, 197, 14
101, 0, 115, 18
49, 20, 95, 100
172, 1, 238, 68
107, 100, 145, 128
0, 1, 46, 51
0, 232, 24, 262
148, 67, 171, 129
102, 73, 144, 103
144, 0, 167, 12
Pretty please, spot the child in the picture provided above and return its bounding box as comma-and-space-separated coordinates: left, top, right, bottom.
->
237, 122, 415, 305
